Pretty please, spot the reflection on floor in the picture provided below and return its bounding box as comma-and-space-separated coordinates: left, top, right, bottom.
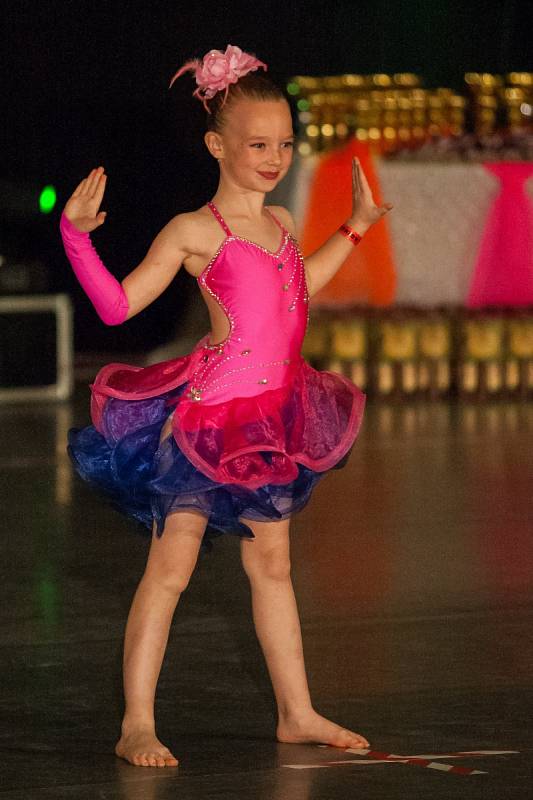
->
0, 388, 532, 799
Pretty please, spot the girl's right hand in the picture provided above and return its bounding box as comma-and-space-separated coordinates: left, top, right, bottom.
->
62, 166, 108, 233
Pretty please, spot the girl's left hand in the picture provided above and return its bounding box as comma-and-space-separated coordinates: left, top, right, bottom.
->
350, 157, 393, 228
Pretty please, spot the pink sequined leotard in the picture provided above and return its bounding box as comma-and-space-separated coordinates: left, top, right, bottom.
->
89, 201, 366, 489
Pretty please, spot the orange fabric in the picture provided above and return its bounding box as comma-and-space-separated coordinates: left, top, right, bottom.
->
299, 139, 396, 306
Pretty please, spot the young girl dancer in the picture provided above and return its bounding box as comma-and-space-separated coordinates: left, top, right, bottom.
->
60, 45, 392, 768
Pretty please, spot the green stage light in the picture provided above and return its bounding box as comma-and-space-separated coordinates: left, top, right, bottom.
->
39, 185, 56, 214
287, 81, 300, 96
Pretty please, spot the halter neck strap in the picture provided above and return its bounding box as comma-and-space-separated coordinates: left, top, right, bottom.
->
207, 201, 232, 236
207, 201, 287, 239
265, 206, 286, 233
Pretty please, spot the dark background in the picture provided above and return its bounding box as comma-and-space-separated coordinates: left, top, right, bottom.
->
2, 0, 532, 353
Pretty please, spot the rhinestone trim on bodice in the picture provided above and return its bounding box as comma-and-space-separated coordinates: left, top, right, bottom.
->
186, 201, 310, 403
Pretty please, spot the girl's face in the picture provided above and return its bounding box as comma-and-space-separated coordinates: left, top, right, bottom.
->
207, 98, 294, 192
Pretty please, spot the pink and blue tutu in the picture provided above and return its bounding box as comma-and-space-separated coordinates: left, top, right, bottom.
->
67, 355, 363, 554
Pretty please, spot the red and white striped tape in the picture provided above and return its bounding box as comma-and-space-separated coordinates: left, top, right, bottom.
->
283, 748, 519, 776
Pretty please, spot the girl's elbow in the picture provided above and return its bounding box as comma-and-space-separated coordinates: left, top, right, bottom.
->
99, 303, 130, 326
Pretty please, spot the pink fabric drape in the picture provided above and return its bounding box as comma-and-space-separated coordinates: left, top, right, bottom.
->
467, 162, 533, 307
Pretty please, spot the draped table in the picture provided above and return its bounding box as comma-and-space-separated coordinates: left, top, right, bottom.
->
271, 144, 533, 309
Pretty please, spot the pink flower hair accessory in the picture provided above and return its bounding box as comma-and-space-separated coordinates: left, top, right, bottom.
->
169, 44, 268, 112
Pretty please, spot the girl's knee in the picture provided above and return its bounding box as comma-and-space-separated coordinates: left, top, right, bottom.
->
146, 565, 194, 596
241, 539, 291, 583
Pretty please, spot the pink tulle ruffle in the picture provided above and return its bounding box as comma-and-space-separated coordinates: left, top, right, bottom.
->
90, 351, 365, 491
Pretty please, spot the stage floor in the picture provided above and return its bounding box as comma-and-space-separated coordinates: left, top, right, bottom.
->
1, 388, 532, 799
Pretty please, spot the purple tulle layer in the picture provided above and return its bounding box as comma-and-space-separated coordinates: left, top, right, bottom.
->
68, 382, 352, 553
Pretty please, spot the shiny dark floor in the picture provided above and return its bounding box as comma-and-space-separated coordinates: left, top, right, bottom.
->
1, 387, 532, 799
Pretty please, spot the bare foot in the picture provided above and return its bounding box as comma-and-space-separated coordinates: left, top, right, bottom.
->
277, 709, 369, 749
115, 728, 179, 767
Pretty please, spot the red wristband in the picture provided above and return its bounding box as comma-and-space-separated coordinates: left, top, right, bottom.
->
338, 222, 362, 246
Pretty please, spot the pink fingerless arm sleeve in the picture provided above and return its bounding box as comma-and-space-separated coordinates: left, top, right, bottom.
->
59, 212, 129, 326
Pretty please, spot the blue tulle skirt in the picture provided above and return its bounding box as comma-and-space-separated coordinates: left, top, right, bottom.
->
68, 381, 351, 553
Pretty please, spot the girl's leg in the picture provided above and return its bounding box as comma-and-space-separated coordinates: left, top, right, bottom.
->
116, 410, 208, 767
115, 509, 207, 767
240, 517, 369, 749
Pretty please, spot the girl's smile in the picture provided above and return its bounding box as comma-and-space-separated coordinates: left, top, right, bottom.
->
205, 98, 294, 193
257, 170, 280, 180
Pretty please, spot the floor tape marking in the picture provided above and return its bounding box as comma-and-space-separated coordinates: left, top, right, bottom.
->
282, 747, 519, 776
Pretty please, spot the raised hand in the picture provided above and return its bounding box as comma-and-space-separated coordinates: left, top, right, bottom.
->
350, 157, 393, 229
62, 166, 108, 233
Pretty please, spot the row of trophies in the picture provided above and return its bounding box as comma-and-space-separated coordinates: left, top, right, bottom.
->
288, 72, 533, 155
302, 307, 533, 401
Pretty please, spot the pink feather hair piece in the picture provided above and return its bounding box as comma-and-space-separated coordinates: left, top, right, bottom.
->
169, 44, 268, 112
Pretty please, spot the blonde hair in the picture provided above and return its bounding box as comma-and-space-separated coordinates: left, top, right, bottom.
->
205, 72, 287, 132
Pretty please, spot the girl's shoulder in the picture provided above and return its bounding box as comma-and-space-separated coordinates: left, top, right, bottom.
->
265, 205, 297, 237
164, 204, 296, 246
150, 206, 224, 268
163, 205, 220, 248
166, 205, 213, 233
